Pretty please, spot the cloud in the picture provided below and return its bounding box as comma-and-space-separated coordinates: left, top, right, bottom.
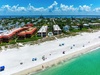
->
60, 4, 78, 11
1, 5, 11, 11
11, 4, 19, 11
48, 1, 58, 12
17, 7, 26, 12
79, 5, 91, 12
1, 4, 26, 12
28, 3, 46, 12
0, 1, 100, 15
93, 7, 100, 12
48, 1, 58, 9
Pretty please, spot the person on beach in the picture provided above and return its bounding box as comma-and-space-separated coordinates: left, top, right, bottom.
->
73, 44, 75, 46
83, 45, 85, 47
59, 44, 62, 46
42, 65, 44, 68
63, 51, 65, 54
42, 55, 45, 61
34, 58, 37, 61
62, 43, 64, 46
70, 47, 73, 49
32, 58, 37, 61
20, 62, 23, 65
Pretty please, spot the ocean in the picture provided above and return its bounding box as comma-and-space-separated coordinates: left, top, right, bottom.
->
33, 48, 100, 75
1, 15, 100, 19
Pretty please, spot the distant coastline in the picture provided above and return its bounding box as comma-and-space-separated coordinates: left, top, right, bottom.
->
1, 15, 100, 19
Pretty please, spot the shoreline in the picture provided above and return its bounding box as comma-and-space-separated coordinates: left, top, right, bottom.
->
12, 42, 100, 75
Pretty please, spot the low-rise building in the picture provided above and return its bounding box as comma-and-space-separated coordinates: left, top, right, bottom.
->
83, 24, 90, 28
63, 25, 70, 32
53, 25, 61, 35
37, 26, 48, 37
89, 23, 100, 27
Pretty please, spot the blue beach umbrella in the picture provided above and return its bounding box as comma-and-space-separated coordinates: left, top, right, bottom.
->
0, 66, 5, 71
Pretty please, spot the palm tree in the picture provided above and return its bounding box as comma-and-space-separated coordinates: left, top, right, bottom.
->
67, 18, 72, 27
79, 20, 84, 30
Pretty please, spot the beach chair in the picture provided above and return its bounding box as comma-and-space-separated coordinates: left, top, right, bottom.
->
70, 47, 73, 49
32, 58, 37, 61
59, 44, 62, 46
34, 58, 37, 61
62, 43, 64, 46
0, 66, 5, 71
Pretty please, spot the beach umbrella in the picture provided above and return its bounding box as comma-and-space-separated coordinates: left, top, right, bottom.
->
0, 66, 5, 71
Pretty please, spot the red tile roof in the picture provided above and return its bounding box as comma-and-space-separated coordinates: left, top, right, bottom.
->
17, 27, 37, 37
25, 23, 34, 27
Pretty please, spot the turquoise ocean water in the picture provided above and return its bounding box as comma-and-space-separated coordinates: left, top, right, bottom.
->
33, 48, 100, 75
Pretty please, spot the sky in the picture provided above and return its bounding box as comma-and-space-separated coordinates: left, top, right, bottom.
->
0, 0, 100, 15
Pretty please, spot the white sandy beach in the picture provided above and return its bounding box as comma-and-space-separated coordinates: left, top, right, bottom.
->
0, 31, 100, 75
